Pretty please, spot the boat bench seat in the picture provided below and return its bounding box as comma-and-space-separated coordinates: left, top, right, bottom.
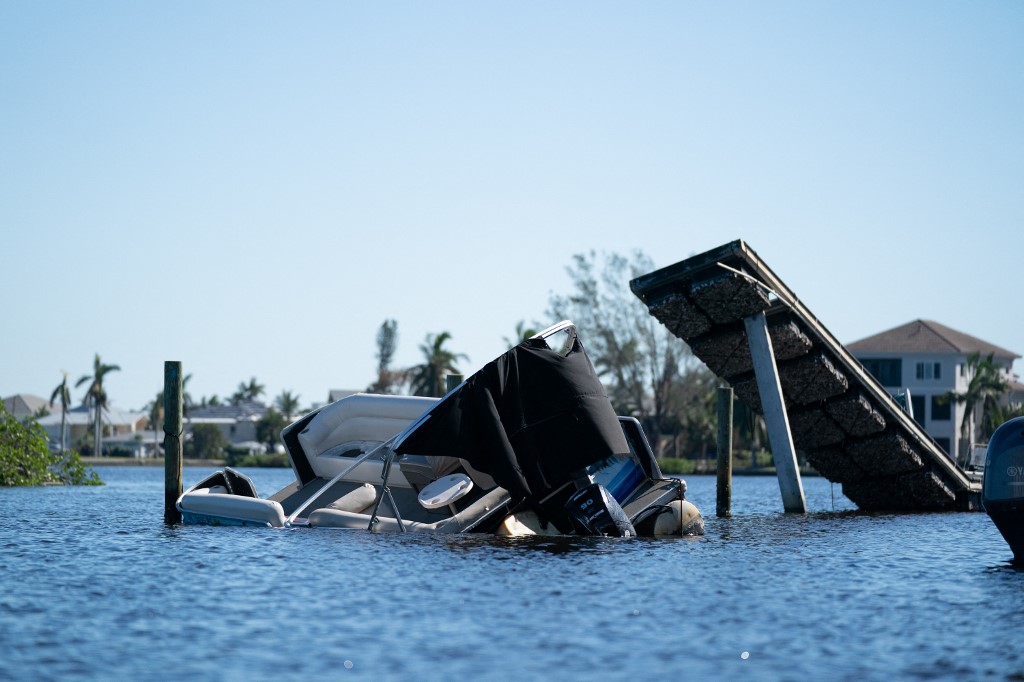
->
178, 489, 287, 528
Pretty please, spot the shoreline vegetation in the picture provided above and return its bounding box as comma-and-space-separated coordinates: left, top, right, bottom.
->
83, 456, 821, 477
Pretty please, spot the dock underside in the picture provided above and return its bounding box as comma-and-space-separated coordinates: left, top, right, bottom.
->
631, 240, 981, 512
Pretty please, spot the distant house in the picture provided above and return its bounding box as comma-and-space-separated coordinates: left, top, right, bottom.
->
2, 393, 52, 421
186, 401, 268, 448
35, 405, 148, 455
847, 319, 1022, 459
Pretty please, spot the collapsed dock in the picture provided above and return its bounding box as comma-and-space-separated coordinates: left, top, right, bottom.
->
630, 240, 981, 511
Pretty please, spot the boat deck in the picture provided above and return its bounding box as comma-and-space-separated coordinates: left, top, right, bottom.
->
630, 240, 981, 511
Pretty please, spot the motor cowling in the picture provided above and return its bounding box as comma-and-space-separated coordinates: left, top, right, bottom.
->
565, 483, 636, 537
983, 416, 1024, 564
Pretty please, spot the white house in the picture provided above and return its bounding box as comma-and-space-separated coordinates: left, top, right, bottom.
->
847, 319, 1022, 460
35, 404, 148, 455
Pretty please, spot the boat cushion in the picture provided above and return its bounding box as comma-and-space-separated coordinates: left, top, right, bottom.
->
326, 483, 377, 513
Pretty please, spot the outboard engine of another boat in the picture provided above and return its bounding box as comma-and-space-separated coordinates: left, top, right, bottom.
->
565, 483, 635, 537
982, 416, 1024, 564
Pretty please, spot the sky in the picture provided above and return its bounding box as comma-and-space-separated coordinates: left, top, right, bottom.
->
2, 1, 1022, 413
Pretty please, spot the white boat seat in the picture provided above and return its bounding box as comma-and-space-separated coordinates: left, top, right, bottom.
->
326, 483, 377, 513
178, 491, 287, 528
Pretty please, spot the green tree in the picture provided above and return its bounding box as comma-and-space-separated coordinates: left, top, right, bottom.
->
49, 370, 72, 456
946, 352, 1010, 463
75, 353, 121, 457
274, 390, 302, 421
146, 391, 163, 458
369, 319, 404, 394
503, 321, 539, 349
257, 408, 288, 450
185, 423, 228, 460
0, 403, 102, 486
548, 250, 697, 457
409, 332, 468, 397
232, 377, 265, 404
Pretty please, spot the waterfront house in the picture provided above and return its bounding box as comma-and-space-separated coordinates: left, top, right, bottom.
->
186, 400, 268, 448
35, 405, 148, 455
848, 319, 1022, 460
2, 393, 51, 421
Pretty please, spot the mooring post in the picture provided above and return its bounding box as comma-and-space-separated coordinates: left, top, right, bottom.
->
716, 386, 734, 517
163, 361, 183, 524
744, 312, 807, 513
446, 374, 464, 394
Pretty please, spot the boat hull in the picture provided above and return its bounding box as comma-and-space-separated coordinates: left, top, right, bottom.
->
982, 417, 1024, 564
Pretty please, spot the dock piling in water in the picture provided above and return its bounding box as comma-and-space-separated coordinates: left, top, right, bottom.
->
163, 361, 183, 525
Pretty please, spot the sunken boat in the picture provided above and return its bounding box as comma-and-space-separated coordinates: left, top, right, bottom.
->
177, 321, 704, 538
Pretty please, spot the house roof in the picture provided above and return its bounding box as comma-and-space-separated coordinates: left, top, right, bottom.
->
36, 405, 146, 427
847, 320, 1020, 360
2, 393, 52, 418
188, 400, 267, 422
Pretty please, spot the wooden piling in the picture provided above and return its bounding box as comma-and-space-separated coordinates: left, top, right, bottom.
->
163, 361, 183, 525
716, 386, 734, 517
446, 374, 464, 394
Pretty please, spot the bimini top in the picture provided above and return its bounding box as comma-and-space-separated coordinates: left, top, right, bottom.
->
396, 332, 629, 503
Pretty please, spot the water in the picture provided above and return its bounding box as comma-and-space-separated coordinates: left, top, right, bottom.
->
1, 468, 1021, 681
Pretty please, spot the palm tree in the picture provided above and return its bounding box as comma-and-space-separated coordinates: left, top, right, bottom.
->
503, 321, 539, 349
146, 391, 164, 458
232, 377, 265, 404
75, 354, 121, 457
409, 332, 468, 397
49, 371, 72, 456
274, 390, 302, 421
946, 352, 1009, 465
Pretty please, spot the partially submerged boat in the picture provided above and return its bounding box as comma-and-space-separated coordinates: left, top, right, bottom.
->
982, 416, 1024, 564
177, 321, 704, 537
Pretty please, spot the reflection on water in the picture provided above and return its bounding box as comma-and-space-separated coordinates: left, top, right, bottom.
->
1, 468, 1022, 681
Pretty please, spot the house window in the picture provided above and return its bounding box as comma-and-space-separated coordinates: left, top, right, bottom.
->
862, 358, 902, 387
911, 395, 925, 425
915, 362, 941, 380
935, 437, 951, 454
931, 395, 951, 421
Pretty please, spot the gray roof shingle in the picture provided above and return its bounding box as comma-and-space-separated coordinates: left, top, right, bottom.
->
847, 319, 1020, 359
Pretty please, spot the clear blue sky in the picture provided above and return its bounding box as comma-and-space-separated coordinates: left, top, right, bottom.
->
3, 2, 1022, 412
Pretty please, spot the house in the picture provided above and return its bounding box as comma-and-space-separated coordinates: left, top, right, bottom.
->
2, 393, 52, 421
35, 405, 148, 455
186, 400, 268, 448
847, 319, 1022, 460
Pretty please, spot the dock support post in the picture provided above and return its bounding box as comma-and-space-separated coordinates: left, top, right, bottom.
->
163, 361, 183, 525
716, 386, 733, 517
743, 312, 807, 513
446, 374, 464, 394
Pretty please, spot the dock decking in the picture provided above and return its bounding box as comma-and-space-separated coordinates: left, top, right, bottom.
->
630, 240, 981, 511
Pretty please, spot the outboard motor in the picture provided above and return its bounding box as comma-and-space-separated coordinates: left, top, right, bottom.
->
983, 416, 1024, 564
565, 483, 635, 537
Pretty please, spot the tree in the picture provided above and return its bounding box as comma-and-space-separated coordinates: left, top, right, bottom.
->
274, 390, 302, 421
408, 332, 468, 397
75, 354, 121, 457
146, 391, 163, 458
368, 319, 404, 394
503, 321, 539, 349
49, 371, 72, 456
257, 408, 288, 450
946, 352, 1010, 463
232, 377, 265, 404
548, 250, 698, 457
0, 403, 102, 486
185, 423, 228, 460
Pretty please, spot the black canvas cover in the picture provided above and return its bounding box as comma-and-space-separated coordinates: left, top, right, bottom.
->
395, 336, 629, 502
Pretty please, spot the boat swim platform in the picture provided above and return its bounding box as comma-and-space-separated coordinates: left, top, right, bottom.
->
630, 239, 981, 512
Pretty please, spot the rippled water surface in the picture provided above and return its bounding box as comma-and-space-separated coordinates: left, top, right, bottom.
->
2, 467, 1021, 681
